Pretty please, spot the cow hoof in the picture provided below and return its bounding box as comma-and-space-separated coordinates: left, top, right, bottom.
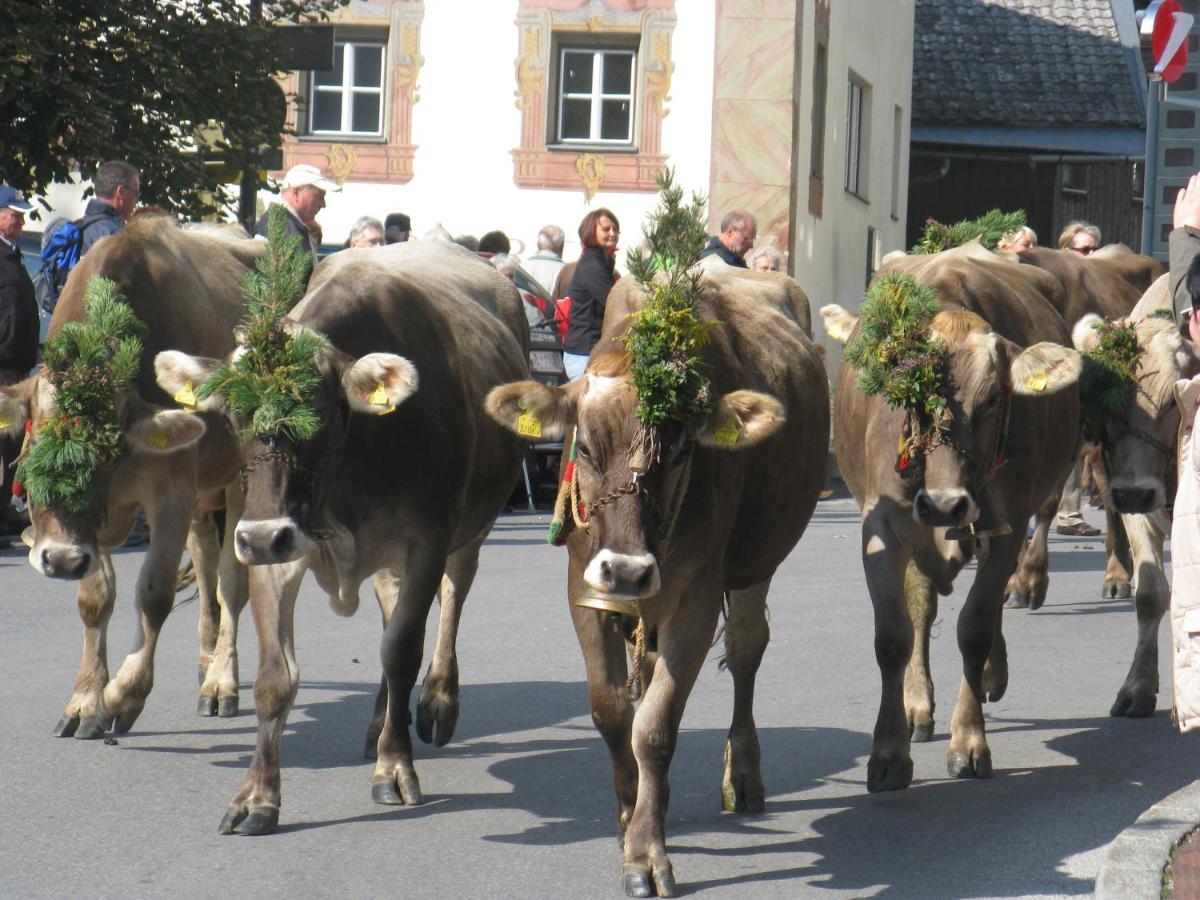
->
947, 750, 993, 779
52, 714, 79, 738
1003, 591, 1029, 610
108, 700, 144, 735
622, 864, 676, 898
1102, 582, 1132, 600
1110, 689, 1157, 718
1026, 591, 1046, 611
197, 695, 218, 717
218, 805, 278, 836
910, 721, 934, 743
867, 752, 913, 792
720, 773, 765, 813
416, 693, 459, 748
372, 776, 423, 807
218, 697, 238, 718
74, 711, 112, 740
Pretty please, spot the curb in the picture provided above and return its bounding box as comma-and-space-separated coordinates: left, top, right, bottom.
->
1095, 779, 1200, 898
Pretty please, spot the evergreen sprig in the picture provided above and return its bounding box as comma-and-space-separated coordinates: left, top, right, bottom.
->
1079, 320, 1142, 443
17, 278, 146, 513
845, 274, 947, 420
912, 209, 1027, 254
622, 168, 713, 428
199, 204, 325, 443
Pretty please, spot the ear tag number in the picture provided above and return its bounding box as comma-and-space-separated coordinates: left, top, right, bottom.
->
1025, 372, 1048, 392
518, 412, 543, 438
174, 380, 197, 410
147, 430, 168, 450
369, 383, 395, 415
713, 422, 740, 446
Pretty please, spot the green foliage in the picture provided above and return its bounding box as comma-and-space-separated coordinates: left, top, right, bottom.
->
1079, 320, 1142, 443
912, 209, 1027, 254
622, 169, 713, 428
0, 0, 347, 220
201, 205, 324, 443
845, 274, 947, 419
17, 278, 146, 513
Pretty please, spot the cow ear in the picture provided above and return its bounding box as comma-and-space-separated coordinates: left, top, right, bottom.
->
155, 351, 225, 411
1011, 342, 1082, 396
820, 304, 859, 345
485, 380, 577, 440
1071, 313, 1103, 352
125, 408, 207, 454
697, 390, 785, 450
0, 376, 35, 439
342, 352, 419, 415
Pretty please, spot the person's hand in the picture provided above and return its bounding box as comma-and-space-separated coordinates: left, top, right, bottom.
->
1175, 173, 1200, 230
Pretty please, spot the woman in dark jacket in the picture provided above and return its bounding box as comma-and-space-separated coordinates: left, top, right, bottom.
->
562, 207, 619, 380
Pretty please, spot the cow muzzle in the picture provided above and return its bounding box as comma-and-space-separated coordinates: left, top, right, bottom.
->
582, 549, 661, 601
234, 517, 314, 565
31, 540, 97, 580
1110, 479, 1163, 514
913, 488, 978, 528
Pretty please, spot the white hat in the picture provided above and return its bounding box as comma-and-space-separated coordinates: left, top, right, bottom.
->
280, 164, 341, 193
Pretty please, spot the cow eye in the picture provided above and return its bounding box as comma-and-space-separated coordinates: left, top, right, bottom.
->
576, 441, 592, 461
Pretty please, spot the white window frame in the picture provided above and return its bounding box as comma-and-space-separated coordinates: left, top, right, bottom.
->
845, 78, 866, 197
556, 47, 636, 146
308, 40, 386, 138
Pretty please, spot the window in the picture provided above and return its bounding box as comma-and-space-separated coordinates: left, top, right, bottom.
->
308, 41, 386, 137
810, 44, 828, 178
845, 76, 869, 198
1061, 163, 1087, 196
556, 48, 636, 145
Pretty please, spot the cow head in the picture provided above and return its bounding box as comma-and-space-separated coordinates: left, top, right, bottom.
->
155, 339, 418, 565
822, 304, 1082, 529
0, 372, 206, 578
1073, 313, 1200, 513
486, 351, 783, 601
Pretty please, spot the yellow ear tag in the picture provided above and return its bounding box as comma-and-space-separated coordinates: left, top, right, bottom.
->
174, 380, 197, 410
0, 415, 13, 430
146, 430, 168, 450
517, 412, 543, 438
368, 383, 395, 415
713, 422, 740, 446
1025, 372, 1048, 392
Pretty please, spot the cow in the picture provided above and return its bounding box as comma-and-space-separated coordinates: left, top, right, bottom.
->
486, 265, 828, 898
1070, 274, 1198, 716
0, 217, 259, 738
154, 238, 528, 835
822, 248, 1082, 791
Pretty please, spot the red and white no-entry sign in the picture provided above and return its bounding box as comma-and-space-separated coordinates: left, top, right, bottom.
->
1151, 0, 1193, 84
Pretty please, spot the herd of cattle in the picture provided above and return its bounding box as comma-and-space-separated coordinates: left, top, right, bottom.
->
0, 216, 1183, 898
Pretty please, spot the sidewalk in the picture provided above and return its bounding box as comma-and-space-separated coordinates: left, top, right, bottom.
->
1095, 779, 1200, 897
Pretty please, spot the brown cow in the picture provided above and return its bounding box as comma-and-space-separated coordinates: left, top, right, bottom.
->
155, 238, 528, 835
487, 270, 828, 897
0, 218, 258, 737
823, 249, 1082, 791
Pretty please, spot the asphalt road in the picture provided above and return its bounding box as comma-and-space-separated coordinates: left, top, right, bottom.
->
0, 499, 1195, 899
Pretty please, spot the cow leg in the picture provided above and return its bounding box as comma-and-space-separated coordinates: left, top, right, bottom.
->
198, 488, 248, 719
219, 558, 307, 835
371, 546, 446, 807
1103, 504, 1134, 600
862, 511, 915, 792
982, 607, 1008, 703
57, 553, 116, 738
101, 494, 194, 734
947, 531, 1024, 779
1004, 490, 1056, 610
417, 526, 490, 747
190, 513, 221, 689
903, 562, 937, 742
622, 588, 723, 899
570, 573, 638, 843
721, 578, 771, 813
1110, 513, 1168, 717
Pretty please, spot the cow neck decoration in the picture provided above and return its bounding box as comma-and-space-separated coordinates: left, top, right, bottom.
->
17, 278, 146, 516
911, 208, 1027, 254
1078, 319, 1152, 445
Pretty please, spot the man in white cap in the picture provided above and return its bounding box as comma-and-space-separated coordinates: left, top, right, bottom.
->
254, 163, 340, 257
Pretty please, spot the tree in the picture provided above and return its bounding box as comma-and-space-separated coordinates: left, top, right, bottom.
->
0, 0, 347, 220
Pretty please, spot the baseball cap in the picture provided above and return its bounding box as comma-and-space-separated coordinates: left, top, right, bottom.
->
0, 186, 34, 213
279, 164, 341, 193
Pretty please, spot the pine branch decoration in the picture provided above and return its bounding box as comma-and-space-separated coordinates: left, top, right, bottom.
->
912, 209, 1027, 254
622, 168, 713, 429
1079, 319, 1142, 443
200, 204, 325, 444
17, 278, 146, 513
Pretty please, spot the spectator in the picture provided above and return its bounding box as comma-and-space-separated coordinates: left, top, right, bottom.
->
81, 159, 141, 255
997, 225, 1038, 253
385, 213, 411, 244
346, 216, 385, 248
1058, 221, 1100, 256
700, 210, 757, 268
524, 225, 567, 294
254, 164, 339, 257
478, 230, 511, 258
748, 245, 785, 272
563, 208, 619, 381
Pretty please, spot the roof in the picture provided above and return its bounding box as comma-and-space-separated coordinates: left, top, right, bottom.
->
912, 0, 1145, 134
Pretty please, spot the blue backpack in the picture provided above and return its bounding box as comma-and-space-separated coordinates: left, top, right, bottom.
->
33, 213, 108, 314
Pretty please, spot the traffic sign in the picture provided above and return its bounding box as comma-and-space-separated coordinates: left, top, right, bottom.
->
1152, 0, 1193, 84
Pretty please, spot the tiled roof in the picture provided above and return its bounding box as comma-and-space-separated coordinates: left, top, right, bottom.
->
912, 0, 1144, 129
